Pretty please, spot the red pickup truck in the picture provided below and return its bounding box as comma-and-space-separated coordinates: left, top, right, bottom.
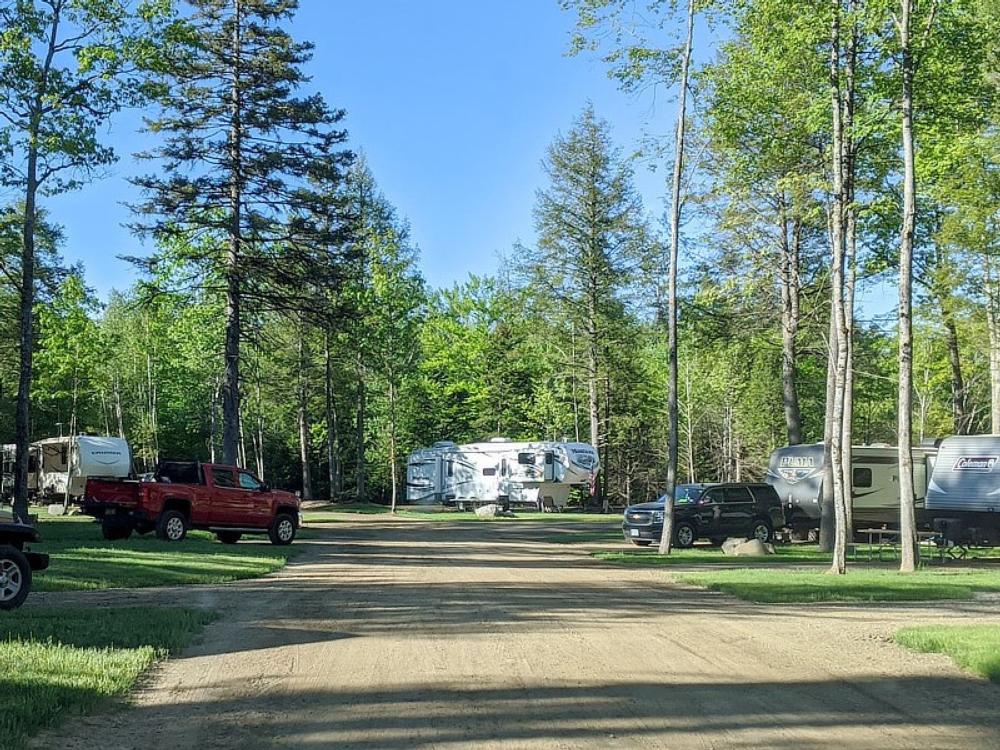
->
83, 461, 301, 545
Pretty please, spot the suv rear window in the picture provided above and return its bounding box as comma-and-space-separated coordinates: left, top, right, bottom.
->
723, 487, 753, 504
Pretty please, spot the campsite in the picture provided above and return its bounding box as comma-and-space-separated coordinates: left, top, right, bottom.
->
2, 0, 1000, 748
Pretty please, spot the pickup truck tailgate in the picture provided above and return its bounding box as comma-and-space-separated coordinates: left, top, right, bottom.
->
84, 478, 142, 507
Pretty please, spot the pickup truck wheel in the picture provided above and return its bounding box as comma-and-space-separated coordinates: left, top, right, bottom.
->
156, 510, 188, 542
0, 546, 31, 611
269, 514, 296, 546
216, 531, 242, 544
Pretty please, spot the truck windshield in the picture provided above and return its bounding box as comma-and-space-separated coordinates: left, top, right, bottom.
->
674, 486, 704, 504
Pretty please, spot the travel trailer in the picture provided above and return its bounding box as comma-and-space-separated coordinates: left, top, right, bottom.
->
0, 436, 131, 504
925, 435, 1000, 546
765, 443, 938, 535
407, 438, 599, 510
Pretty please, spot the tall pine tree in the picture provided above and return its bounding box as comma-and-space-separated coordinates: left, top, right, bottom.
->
132, 0, 354, 466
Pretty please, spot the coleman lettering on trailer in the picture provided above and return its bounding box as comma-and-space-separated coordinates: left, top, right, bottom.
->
952, 456, 998, 472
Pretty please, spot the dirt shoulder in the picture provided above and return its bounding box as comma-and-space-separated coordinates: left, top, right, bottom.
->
34, 520, 1000, 749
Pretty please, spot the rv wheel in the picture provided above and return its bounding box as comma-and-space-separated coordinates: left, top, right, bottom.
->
0, 546, 31, 611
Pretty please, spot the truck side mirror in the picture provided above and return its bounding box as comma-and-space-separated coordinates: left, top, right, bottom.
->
259, 483, 270, 492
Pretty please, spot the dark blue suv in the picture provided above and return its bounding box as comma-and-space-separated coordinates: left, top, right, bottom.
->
622, 483, 784, 548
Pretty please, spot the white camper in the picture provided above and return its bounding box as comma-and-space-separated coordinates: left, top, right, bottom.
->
1, 436, 132, 503
407, 438, 599, 510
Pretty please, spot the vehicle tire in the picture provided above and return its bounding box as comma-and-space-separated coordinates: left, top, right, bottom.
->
631, 539, 652, 547
216, 530, 242, 545
269, 513, 296, 546
101, 517, 133, 541
0, 546, 31, 611
673, 522, 696, 549
750, 518, 774, 544
709, 537, 726, 547
155, 510, 188, 542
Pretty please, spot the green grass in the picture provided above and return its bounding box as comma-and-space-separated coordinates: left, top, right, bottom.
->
895, 625, 1000, 683
677, 568, 1000, 603
594, 545, 831, 565
304, 503, 618, 524
31, 516, 301, 592
0, 606, 213, 749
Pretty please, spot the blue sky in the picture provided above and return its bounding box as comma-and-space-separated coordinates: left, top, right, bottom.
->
47, 1, 723, 300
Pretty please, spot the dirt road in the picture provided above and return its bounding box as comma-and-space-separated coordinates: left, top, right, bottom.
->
34, 519, 1000, 749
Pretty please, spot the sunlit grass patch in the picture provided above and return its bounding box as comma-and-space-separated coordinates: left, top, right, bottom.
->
0, 607, 213, 749
677, 568, 1000, 603
896, 625, 1000, 682
32, 516, 300, 592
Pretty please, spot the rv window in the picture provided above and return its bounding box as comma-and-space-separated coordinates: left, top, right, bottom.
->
482, 468, 497, 477
517, 452, 536, 465
853, 468, 873, 488
447, 462, 454, 477
28, 454, 38, 473
213, 469, 237, 489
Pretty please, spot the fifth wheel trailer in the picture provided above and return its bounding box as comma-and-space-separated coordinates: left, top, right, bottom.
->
406, 438, 599, 510
765, 443, 937, 535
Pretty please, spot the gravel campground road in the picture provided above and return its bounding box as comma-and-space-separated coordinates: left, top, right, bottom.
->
31, 518, 1000, 750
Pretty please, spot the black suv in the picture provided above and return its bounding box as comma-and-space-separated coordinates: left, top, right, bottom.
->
622, 483, 785, 548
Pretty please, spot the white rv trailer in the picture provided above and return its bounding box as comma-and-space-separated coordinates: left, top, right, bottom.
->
765, 443, 938, 534
924, 435, 1000, 546
0, 436, 131, 503
407, 438, 599, 510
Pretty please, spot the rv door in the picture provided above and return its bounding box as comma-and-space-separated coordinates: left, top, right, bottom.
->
543, 451, 555, 482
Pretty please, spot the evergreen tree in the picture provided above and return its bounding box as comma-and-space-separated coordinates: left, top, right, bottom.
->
132, 0, 354, 466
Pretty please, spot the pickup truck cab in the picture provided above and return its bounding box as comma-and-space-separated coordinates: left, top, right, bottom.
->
83, 461, 301, 545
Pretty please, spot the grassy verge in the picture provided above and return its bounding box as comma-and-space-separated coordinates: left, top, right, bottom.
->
677, 568, 1000, 603
594, 545, 831, 565
33, 516, 301, 592
304, 503, 617, 524
0, 606, 213, 749
895, 625, 1000, 682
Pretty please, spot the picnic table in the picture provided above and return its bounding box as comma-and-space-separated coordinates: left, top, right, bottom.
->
852, 528, 941, 562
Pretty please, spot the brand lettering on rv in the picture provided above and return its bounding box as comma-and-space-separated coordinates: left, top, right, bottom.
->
952, 456, 998, 472
779, 456, 815, 468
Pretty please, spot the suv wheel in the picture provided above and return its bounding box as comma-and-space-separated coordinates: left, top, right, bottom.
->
0, 546, 31, 611
750, 519, 774, 544
673, 522, 696, 549
156, 510, 188, 542
269, 513, 296, 546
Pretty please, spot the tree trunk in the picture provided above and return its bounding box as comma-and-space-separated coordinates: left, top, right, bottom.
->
940, 302, 967, 434
325, 330, 341, 500
355, 354, 367, 502
222, 0, 243, 467
898, 0, 919, 573
779, 205, 803, 445
586, 288, 602, 512
658, 0, 694, 556
986, 256, 1000, 433
389, 379, 398, 513
298, 330, 313, 501
14, 148, 38, 525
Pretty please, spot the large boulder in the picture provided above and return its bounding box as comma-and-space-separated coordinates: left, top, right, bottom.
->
475, 503, 504, 519
721, 537, 775, 557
